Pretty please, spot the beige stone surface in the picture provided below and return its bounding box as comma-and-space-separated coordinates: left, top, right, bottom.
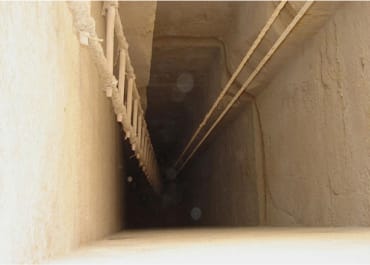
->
174, 1, 369, 227
254, 2, 370, 225
118, 1, 156, 90
0, 2, 125, 263
1, 1, 370, 262
118, 2, 157, 109
49, 228, 370, 264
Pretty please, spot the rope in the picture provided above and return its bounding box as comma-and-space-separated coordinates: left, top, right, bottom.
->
67, 1, 161, 193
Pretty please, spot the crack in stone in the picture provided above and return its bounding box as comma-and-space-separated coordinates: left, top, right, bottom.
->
252, 97, 300, 225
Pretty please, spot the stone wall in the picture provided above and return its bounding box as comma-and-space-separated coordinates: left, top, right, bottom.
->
182, 49, 259, 226
0, 2, 125, 263
181, 2, 370, 227
255, 2, 370, 225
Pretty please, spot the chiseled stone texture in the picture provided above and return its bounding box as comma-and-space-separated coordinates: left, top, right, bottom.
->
256, 2, 370, 225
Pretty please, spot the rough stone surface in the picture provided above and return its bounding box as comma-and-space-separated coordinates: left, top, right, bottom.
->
255, 2, 370, 225
183, 106, 258, 226
153, 2, 233, 38
2, 3, 370, 262
118, 2, 157, 109
0, 2, 125, 263
167, 1, 369, 227
147, 2, 233, 168
118, 2, 156, 89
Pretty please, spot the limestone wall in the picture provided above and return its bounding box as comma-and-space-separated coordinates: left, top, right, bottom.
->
255, 2, 370, 225
181, 2, 370, 227
0, 2, 125, 263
